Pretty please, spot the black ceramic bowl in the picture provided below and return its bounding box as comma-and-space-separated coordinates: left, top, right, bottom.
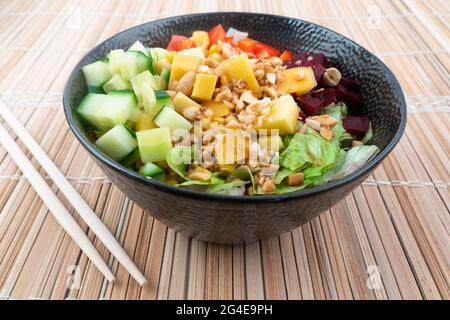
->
64, 12, 406, 244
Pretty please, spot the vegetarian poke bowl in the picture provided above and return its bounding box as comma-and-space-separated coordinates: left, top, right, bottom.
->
64, 13, 406, 243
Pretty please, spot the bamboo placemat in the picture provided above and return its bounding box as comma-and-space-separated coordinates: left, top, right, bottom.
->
0, 0, 448, 300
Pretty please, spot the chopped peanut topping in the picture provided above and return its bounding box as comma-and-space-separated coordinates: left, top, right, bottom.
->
286, 172, 304, 186
311, 115, 339, 128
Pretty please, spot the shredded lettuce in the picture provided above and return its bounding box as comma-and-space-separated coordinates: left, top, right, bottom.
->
280, 132, 341, 172
332, 145, 379, 180
324, 103, 347, 147
361, 122, 373, 144
273, 168, 293, 184
231, 165, 255, 190
275, 183, 306, 194
167, 147, 224, 186
305, 148, 346, 185
206, 179, 248, 195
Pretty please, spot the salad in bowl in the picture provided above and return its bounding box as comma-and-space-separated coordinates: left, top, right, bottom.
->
76, 24, 378, 196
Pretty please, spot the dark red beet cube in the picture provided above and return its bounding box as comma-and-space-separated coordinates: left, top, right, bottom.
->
296, 94, 324, 116
339, 78, 360, 91
335, 85, 363, 113
343, 116, 370, 135
312, 64, 326, 82
309, 53, 329, 67
312, 88, 337, 106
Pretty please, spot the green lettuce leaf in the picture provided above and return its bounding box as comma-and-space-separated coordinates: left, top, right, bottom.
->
274, 183, 307, 194
305, 148, 347, 185
280, 132, 341, 172
167, 147, 224, 186
324, 103, 347, 147
361, 122, 373, 144
332, 145, 379, 180
206, 179, 249, 195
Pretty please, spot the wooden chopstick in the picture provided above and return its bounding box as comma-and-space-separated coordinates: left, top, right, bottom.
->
0, 100, 148, 287
0, 121, 116, 283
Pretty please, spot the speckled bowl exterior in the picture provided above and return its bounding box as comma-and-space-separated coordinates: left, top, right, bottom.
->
63, 12, 406, 244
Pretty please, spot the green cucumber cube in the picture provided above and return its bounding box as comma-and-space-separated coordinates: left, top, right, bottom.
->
76, 93, 107, 131
138, 162, 164, 177
136, 127, 172, 162
109, 49, 125, 74
102, 74, 131, 93
82, 60, 112, 87
95, 124, 137, 161
153, 106, 193, 132
130, 70, 158, 100
141, 85, 158, 117
97, 90, 137, 128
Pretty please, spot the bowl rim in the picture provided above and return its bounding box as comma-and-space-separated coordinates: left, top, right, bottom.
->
63, 11, 407, 203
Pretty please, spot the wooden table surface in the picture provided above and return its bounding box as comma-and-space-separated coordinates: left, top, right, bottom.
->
0, 0, 448, 300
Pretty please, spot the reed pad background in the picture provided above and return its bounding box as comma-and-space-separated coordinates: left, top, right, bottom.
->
0, 0, 448, 300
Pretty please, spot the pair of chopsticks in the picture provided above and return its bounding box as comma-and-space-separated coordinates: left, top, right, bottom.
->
0, 98, 147, 286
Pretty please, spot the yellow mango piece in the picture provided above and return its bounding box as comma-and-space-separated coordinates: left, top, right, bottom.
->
256, 95, 299, 135
172, 92, 200, 114
191, 73, 218, 101
168, 54, 200, 86
165, 51, 176, 63
276, 67, 317, 95
208, 44, 221, 56
202, 101, 230, 118
190, 31, 210, 48
215, 132, 248, 165
135, 112, 158, 132
221, 55, 260, 92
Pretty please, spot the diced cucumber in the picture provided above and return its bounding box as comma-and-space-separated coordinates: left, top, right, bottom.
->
155, 90, 171, 109
82, 60, 112, 88
129, 107, 143, 122
138, 162, 164, 177
142, 85, 158, 116
120, 148, 141, 168
136, 127, 172, 162
109, 49, 125, 74
153, 106, 193, 132
76, 93, 107, 131
160, 68, 170, 84
87, 86, 106, 94
95, 124, 138, 161
120, 51, 153, 80
153, 75, 166, 90
128, 40, 148, 56
178, 47, 205, 59
148, 48, 168, 72
102, 74, 131, 93
130, 70, 158, 100
97, 90, 138, 128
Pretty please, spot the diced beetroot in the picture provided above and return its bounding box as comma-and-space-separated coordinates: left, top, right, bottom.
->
312, 88, 337, 106
299, 111, 306, 120
342, 116, 370, 135
309, 53, 329, 67
335, 85, 363, 114
312, 64, 326, 82
296, 94, 324, 116
339, 78, 360, 91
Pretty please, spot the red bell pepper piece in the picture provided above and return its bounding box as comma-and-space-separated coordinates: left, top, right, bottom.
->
279, 50, 293, 61
238, 38, 257, 51
249, 42, 280, 59
177, 38, 196, 51
208, 24, 227, 45
167, 35, 187, 51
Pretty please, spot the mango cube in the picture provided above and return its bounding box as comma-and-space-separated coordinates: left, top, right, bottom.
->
256, 95, 299, 135
190, 31, 210, 48
168, 54, 200, 86
221, 55, 260, 92
135, 112, 158, 132
201, 101, 230, 118
191, 73, 218, 101
277, 67, 317, 95
172, 92, 201, 114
